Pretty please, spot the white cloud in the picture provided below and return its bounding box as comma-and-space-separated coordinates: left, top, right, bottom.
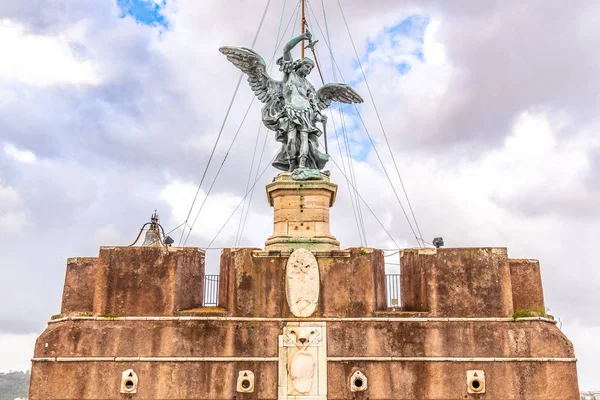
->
482, 111, 600, 217
0, 20, 100, 86
0, 178, 28, 233
160, 179, 244, 244
93, 224, 122, 246
422, 18, 446, 66
3, 142, 37, 163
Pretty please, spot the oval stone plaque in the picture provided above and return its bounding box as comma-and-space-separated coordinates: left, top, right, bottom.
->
286, 248, 320, 317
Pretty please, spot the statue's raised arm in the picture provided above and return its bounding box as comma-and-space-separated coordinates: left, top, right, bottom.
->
283, 32, 312, 62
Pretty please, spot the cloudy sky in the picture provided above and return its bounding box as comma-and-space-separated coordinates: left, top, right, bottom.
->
0, 0, 599, 390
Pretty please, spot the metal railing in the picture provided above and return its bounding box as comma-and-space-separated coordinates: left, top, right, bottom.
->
385, 274, 401, 308
203, 275, 220, 307
200, 274, 400, 309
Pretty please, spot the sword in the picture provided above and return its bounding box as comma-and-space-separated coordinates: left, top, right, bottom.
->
305, 36, 325, 84
304, 38, 319, 53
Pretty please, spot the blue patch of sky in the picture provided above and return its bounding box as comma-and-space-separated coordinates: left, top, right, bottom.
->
347, 14, 429, 88
396, 62, 411, 74
341, 15, 429, 163
359, 14, 429, 81
413, 49, 424, 62
330, 104, 369, 162
116, 0, 168, 28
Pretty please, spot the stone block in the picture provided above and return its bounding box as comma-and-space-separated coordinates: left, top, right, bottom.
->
401, 248, 514, 317
236, 370, 255, 393
61, 257, 98, 314
92, 246, 204, 316
319, 248, 386, 317
218, 248, 385, 318
273, 195, 330, 209
219, 248, 286, 318
509, 258, 545, 314
273, 208, 329, 223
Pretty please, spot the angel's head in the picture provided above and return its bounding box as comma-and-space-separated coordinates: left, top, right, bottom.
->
295, 58, 314, 77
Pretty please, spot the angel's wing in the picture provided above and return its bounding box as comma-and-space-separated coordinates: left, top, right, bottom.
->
315, 83, 364, 111
219, 46, 281, 104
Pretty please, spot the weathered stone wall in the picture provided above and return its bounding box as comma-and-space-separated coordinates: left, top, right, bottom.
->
401, 248, 514, 317
327, 362, 578, 400
92, 246, 204, 316
30, 361, 279, 399
61, 257, 98, 314
30, 360, 579, 399
218, 248, 386, 318
33, 320, 574, 360
29, 246, 580, 399
30, 318, 578, 399
61, 247, 205, 317
510, 258, 546, 313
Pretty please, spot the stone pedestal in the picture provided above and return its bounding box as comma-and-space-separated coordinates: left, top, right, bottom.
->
265, 172, 339, 251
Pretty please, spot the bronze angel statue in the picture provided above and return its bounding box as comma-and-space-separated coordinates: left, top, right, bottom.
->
220, 31, 364, 180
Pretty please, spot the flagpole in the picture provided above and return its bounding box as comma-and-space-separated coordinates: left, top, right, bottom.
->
301, 0, 306, 58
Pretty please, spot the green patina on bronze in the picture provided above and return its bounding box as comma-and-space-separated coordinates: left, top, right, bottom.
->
220, 32, 363, 180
